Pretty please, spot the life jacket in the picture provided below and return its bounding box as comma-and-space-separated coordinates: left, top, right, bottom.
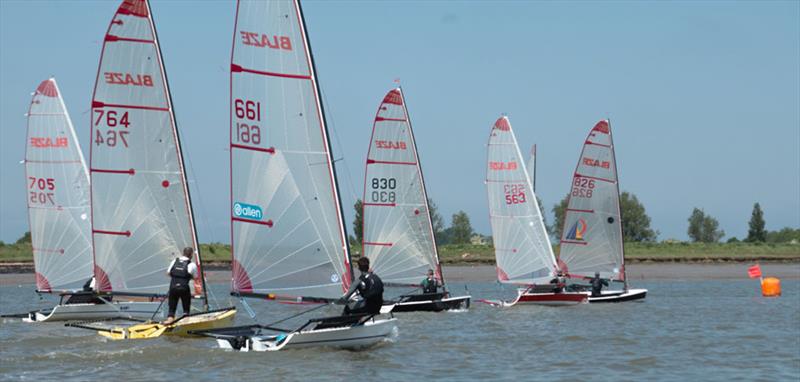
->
422, 277, 438, 294
358, 273, 384, 310
169, 258, 193, 291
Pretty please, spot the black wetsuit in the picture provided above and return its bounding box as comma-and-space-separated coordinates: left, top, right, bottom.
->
167, 258, 193, 317
344, 272, 384, 315
421, 277, 440, 294
591, 276, 609, 297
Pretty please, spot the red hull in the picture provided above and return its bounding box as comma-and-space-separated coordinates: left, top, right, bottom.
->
515, 292, 587, 306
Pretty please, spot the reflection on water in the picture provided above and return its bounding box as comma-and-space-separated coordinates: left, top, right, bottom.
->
1, 278, 798, 381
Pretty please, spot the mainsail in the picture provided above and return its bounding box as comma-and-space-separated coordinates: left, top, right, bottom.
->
229, 0, 351, 300
558, 120, 625, 282
89, 0, 203, 297
25, 78, 92, 292
486, 116, 555, 285
362, 88, 442, 286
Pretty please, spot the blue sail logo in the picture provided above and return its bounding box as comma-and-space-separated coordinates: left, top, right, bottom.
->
233, 202, 263, 220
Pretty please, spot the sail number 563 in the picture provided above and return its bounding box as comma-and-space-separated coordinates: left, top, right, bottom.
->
234, 99, 262, 145
504, 184, 526, 205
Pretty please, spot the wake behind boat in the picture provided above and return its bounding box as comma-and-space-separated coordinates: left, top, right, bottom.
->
484, 116, 587, 307
557, 120, 647, 303
194, 0, 395, 351
363, 87, 469, 313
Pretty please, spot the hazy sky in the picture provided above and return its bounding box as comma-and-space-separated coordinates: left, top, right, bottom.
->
1, 0, 798, 244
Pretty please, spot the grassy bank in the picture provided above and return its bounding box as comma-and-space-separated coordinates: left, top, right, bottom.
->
2, 242, 798, 264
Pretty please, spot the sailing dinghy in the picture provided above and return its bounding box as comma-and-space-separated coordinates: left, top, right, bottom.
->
193, 0, 396, 351
558, 120, 646, 302
484, 116, 586, 306
65, 0, 235, 338
21, 78, 161, 322
363, 87, 470, 313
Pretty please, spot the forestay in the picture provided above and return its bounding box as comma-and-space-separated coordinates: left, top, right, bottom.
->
90, 0, 201, 296
362, 88, 442, 286
25, 78, 93, 292
558, 120, 625, 281
229, 0, 351, 300
486, 117, 555, 285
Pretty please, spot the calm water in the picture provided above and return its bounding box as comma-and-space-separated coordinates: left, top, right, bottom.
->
1, 276, 798, 381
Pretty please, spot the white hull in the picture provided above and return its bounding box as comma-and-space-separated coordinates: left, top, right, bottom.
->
584, 288, 647, 303
24, 301, 162, 322
217, 318, 397, 352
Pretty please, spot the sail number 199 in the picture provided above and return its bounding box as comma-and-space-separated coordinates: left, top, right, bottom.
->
234, 99, 262, 145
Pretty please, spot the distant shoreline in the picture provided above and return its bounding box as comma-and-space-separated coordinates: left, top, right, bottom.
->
1, 263, 797, 283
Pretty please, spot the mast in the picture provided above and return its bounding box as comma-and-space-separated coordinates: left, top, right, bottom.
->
531, 144, 536, 193
296, 0, 353, 286
145, 0, 207, 308
607, 119, 628, 291
398, 86, 446, 290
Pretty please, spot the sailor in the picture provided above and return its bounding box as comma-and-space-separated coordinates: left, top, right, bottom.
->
338, 257, 384, 315
590, 272, 609, 297
65, 276, 99, 304
549, 270, 567, 293
421, 269, 441, 294
163, 247, 197, 324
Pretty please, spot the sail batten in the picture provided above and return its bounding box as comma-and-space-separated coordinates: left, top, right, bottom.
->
558, 120, 625, 282
25, 78, 93, 292
89, 0, 201, 296
362, 88, 443, 286
229, 0, 351, 300
486, 117, 556, 285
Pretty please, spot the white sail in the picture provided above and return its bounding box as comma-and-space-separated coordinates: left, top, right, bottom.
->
362, 88, 442, 286
25, 78, 93, 292
229, 0, 351, 300
89, 0, 201, 296
527, 145, 536, 192
486, 116, 556, 285
558, 120, 625, 281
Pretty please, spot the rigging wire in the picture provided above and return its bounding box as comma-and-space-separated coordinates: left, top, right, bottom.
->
318, 86, 361, 218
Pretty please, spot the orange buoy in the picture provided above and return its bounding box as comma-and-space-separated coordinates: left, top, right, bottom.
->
761, 277, 781, 297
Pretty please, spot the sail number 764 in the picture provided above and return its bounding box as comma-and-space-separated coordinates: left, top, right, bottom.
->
234, 99, 262, 145
93, 110, 130, 148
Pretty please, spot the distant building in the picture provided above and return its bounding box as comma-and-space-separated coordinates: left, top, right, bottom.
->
470, 234, 487, 245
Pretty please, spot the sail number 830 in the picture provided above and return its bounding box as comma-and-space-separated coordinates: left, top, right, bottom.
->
370, 177, 396, 203
234, 99, 262, 145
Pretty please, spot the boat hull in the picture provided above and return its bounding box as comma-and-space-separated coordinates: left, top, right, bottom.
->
218, 317, 397, 352
514, 291, 588, 306
585, 288, 647, 303
98, 308, 237, 340
380, 295, 471, 314
24, 301, 162, 323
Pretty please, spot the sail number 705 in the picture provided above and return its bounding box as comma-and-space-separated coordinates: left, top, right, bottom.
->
234, 99, 262, 145
28, 177, 55, 205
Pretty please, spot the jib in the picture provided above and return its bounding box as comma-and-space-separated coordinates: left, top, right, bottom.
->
376, 140, 406, 150
582, 157, 610, 169
104, 72, 153, 87
240, 31, 292, 51
489, 161, 517, 170
31, 137, 68, 148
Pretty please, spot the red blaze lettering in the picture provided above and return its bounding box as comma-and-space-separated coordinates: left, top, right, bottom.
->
104, 72, 154, 87
582, 157, 610, 169
375, 140, 407, 150
240, 31, 293, 51
31, 137, 69, 148
489, 161, 518, 170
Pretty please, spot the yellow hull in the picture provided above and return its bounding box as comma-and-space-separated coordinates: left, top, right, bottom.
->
98, 308, 236, 340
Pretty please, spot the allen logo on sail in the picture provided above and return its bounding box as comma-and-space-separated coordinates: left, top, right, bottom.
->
104, 72, 154, 87
31, 137, 68, 148
233, 202, 263, 220
582, 157, 610, 169
565, 219, 587, 241
240, 31, 292, 51
375, 140, 406, 150
489, 161, 517, 171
